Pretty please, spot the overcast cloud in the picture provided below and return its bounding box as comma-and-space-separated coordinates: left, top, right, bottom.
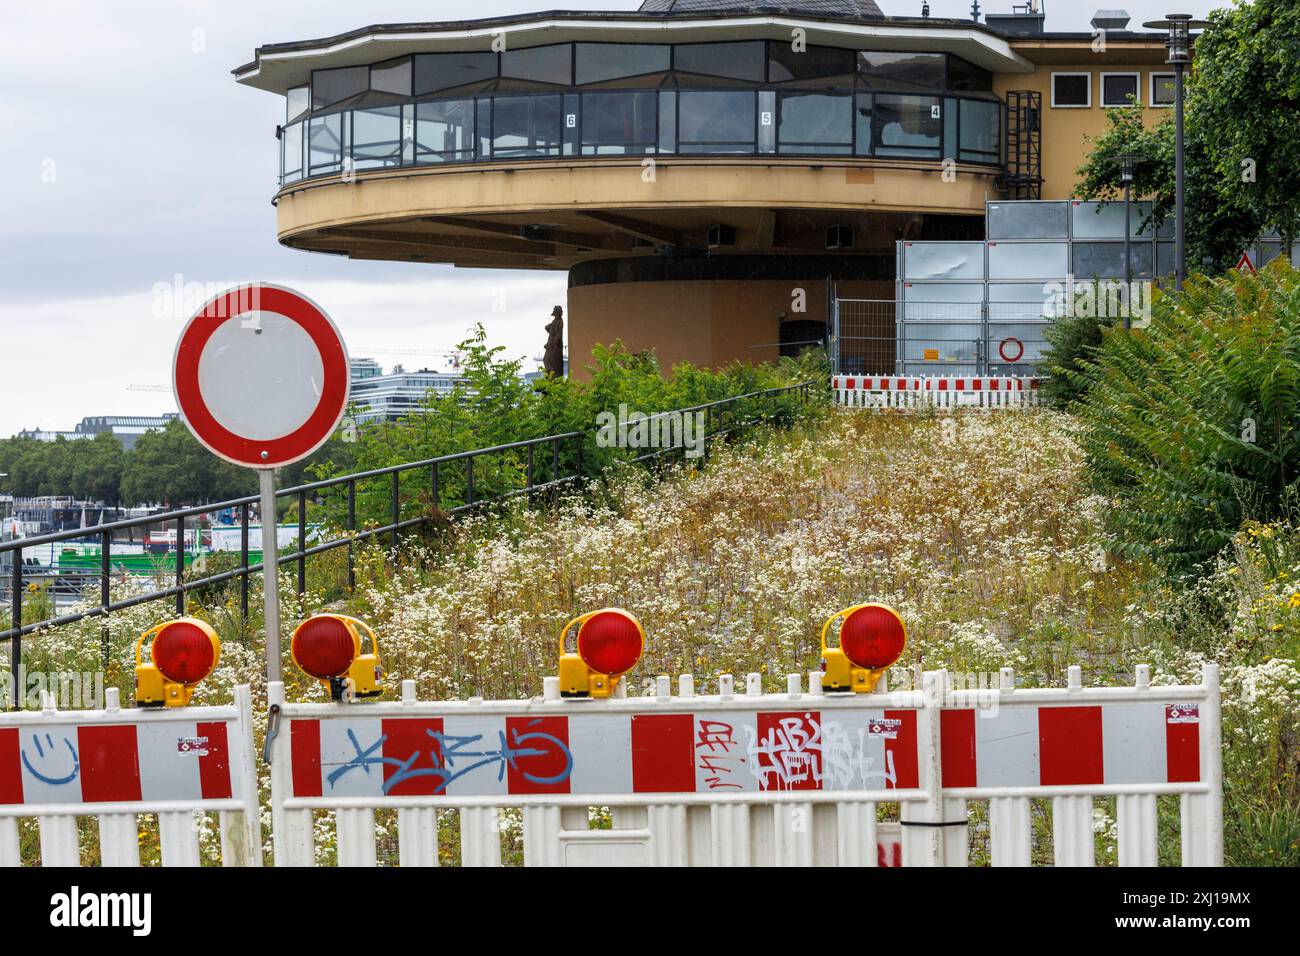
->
0, 0, 1216, 437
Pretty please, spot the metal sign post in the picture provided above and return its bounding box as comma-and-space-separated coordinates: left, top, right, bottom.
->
172, 283, 349, 687
259, 467, 282, 682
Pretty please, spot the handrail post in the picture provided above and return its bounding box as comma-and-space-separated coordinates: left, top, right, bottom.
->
9, 554, 21, 710
100, 528, 110, 666
575, 433, 583, 479
526, 444, 534, 505
297, 490, 307, 595
346, 480, 356, 593
174, 514, 185, 615
390, 471, 400, 551
466, 455, 475, 507
240, 503, 250, 621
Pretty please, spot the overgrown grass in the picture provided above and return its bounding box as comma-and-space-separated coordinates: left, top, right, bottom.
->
6, 407, 1297, 866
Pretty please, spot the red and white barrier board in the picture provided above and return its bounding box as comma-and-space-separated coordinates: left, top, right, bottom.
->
832, 375, 1043, 409
0, 686, 261, 867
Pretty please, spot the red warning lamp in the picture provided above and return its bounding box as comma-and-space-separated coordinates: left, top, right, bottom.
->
820, 603, 907, 694
558, 608, 644, 698
290, 614, 383, 702
135, 618, 221, 708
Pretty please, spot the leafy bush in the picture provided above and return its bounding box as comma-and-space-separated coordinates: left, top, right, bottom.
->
1039, 308, 1112, 409
1068, 261, 1300, 575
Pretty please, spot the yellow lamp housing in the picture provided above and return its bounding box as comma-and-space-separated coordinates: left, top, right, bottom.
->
557, 608, 645, 699
289, 613, 383, 702
819, 603, 908, 694
134, 617, 222, 708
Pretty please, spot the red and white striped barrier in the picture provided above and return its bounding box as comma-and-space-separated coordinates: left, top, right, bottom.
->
0, 686, 261, 867
832, 375, 1043, 409
267, 663, 1221, 868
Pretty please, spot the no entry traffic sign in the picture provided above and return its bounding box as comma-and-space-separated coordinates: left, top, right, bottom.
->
172, 284, 349, 469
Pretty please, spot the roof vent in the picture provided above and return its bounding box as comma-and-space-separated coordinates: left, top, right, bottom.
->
1091, 9, 1131, 31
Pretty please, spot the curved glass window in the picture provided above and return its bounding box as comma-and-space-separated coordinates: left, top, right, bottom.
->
282, 121, 304, 182
958, 99, 1000, 162
674, 42, 765, 83
948, 55, 992, 92
414, 52, 498, 96
768, 44, 856, 85
371, 58, 412, 97
491, 95, 563, 158
678, 90, 757, 153
416, 100, 475, 163
501, 44, 572, 87
874, 94, 941, 158
778, 92, 852, 154
351, 106, 403, 170
576, 43, 671, 86
858, 52, 946, 91
580, 91, 657, 155
312, 66, 367, 110
308, 113, 345, 175
287, 86, 310, 123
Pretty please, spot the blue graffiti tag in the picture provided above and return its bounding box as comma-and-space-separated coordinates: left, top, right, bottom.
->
326, 719, 573, 794
20, 733, 80, 786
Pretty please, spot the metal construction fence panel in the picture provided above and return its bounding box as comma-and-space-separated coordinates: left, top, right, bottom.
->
264, 664, 1221, 867
0, 685, 261, 867
831, 375, 1043, 410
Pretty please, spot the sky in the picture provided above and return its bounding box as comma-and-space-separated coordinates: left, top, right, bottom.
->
0, 0, 1219, 438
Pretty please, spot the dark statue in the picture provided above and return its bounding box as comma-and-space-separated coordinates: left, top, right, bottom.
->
543, 305, 564, 377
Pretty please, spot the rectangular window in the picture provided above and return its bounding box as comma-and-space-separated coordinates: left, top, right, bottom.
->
854, 93, 872, 156
576, 43, 670, 86
351, 106, 403, 170
370, 58, 412, 97
1101, 72, 1140, 107
282, 121, 304, 183
308, 113, 344, 175
286, 86, 310, 124
415, 100, 475, 163
501, 44, 573, 87
873, 94, 941, 158
1051, 72, 1091, 108
1150, 72, 1176, 107
490, 95, 563, 158
677, 90, 757, 153
312, 66, 367, 110
857, 51, 947, 91
777, 92, 852, 154
580, 91, 658, 155
958, 99, 1000, 163
673, 41, 765, 83
414, 52, 498, 96
769, 43, 855, 84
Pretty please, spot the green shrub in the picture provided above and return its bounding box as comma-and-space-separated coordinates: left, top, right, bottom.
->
1039, 308, 1113, 409
1068, 261, 1300, 575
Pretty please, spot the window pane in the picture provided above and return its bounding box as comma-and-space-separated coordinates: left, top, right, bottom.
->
1072, 242, 1154, 279
988, 241, 1068, 279
854, 93, 872, 155
674, 41, 765, 82
678, 90, 756, 152
371, 58, 411, 97
415, 100, 475, 163
283, 121, 303, 182
778, 92, 852, 154
947, 55, 992, 92
502, 44, 572, 86
491, 95, 563, 157
987, 201, 1068, 239
581, 91, 657, 155
858, 51, 946, 91
769, 43, 856, 83
352, 106, 402, 170
1151, 73, 1175, 106
959, 99, 1000, 161
287, 86, 309, 123
1053, 74, 1089, 106
312, 66, 367, 109
308, 113, 344, 174
414, 52, 498, 95
658, 91, 677, 153
576, 43, 670, 85
1102, 74, 1138, 106
874, 94, 941, 157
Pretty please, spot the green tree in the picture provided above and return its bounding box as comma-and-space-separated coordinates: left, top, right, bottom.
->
121, 420, 254, 506
1068, 261, 1300, 575
1075, 0, 1300, 271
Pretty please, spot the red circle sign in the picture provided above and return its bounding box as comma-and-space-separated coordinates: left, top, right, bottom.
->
998, 336, 1025, 363
172, 284, 349, 468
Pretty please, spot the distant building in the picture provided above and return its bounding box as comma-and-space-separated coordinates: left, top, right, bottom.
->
349, 368, 466, 424
350, 356, 383, 383
16, 414, 179, 450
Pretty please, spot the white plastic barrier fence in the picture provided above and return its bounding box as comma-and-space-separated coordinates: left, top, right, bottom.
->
833, 375, 1043, 409
0, 686, 261, 867
266, 663, 1221, 867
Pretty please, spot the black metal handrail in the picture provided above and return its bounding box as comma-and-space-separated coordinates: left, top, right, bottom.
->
2, 382, 813, 704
